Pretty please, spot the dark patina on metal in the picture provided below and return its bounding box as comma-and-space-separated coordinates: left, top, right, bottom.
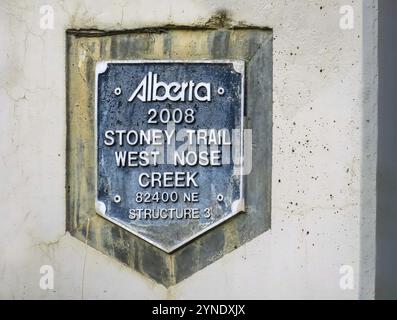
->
96, 61, 245, 252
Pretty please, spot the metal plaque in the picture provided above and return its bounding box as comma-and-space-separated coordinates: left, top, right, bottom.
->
95, 60, 245, 252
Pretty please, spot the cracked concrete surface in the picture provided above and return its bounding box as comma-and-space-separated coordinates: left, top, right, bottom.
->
0, 0, 377, 299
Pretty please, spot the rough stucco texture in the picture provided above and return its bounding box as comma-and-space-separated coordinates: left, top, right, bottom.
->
0, 0, 377, 299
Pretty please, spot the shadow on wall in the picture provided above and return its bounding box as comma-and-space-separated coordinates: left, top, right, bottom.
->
376, 0, 397, 300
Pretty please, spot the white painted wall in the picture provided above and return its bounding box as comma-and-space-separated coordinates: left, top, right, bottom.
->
0, 0, 377, 299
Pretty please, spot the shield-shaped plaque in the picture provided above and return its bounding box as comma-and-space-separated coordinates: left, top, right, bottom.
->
95, 60, 245, 252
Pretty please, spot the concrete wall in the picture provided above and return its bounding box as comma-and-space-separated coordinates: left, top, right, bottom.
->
0, 0, 377, 299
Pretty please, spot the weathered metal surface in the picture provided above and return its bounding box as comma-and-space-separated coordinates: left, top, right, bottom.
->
66, 27, 272, 287
96, 61, 244, 252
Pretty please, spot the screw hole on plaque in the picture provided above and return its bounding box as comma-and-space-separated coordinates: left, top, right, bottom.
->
113, 195, 121, 203
217, 194, 224, 202
217, 87, 225, 96
114, 87, 122, 96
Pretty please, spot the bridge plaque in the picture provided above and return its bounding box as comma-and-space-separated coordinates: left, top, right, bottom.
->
95, 60, 245, 252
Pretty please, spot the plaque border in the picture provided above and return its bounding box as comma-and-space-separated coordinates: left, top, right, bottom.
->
66, 27, 273, 287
